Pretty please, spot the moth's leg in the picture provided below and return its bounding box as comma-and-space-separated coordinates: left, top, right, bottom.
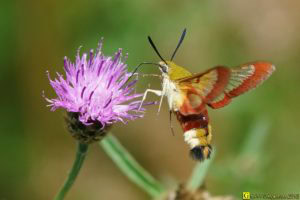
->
139, 89, 162, 110
169, 110, 175, 136
157, 80, 168, 114
157, 94, 164, 114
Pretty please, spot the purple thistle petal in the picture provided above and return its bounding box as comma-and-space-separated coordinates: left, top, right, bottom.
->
97, 60, 105, 76
88, 49, 94, 67
76, 70, 80, 83
81, 87, 86, 99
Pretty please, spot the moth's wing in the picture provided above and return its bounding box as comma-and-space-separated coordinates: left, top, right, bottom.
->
207, 62, 275, 109
175, 66, 231, 115
175, 62, 275, 112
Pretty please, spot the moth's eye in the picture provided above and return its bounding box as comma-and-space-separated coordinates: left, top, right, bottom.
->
162, 65, 168, 73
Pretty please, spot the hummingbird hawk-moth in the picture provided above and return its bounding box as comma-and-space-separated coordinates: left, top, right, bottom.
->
139, 29, 275, 161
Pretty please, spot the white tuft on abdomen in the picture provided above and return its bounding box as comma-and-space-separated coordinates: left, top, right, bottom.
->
184, 129, 200, 149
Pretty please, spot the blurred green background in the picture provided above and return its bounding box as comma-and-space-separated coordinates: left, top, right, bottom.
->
1, 0, 300, 199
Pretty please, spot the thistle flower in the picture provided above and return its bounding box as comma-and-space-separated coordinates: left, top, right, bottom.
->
45, 39, 145, 143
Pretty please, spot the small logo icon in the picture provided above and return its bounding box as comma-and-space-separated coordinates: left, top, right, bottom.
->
243, 192, 250, 200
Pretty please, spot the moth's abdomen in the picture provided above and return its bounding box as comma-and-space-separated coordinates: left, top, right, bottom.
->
176, 110, 213, 161
183, 125, 212, 161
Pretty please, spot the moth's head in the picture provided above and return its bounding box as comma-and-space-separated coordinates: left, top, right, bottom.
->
158, 61, 169, 74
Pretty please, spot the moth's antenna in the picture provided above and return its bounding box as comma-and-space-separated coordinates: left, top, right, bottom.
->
148, 36, 167, 65
170, 28, 187, 61
121, 62, 161, 89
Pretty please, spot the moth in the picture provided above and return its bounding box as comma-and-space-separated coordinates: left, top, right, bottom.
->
139, 29, 275, 161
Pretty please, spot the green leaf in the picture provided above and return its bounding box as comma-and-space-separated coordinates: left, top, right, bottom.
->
239, 117, 270, 158
100, 133, 165, 198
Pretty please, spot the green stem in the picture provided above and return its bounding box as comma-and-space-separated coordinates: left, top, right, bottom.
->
54, 142, 89, 200
187, 148, 216, 191
100, 134, 165, 198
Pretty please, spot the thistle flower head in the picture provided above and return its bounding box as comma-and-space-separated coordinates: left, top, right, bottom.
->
45, 39, 146, 132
